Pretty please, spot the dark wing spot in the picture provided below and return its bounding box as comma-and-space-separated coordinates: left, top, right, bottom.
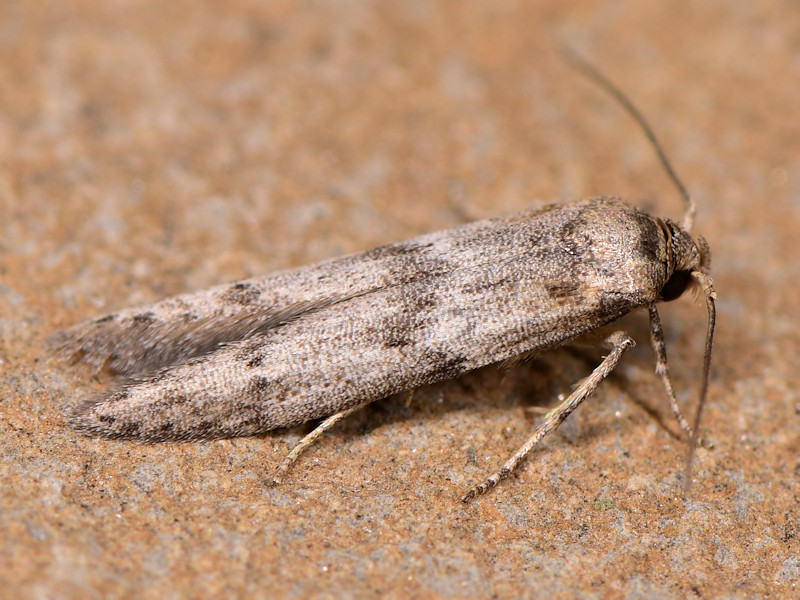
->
248, 376, 271, 394
97, 412, 142, 437
546, 281, 581, 299
94, 314, 116, 324
156, 421, 175, 436
246, 352, 264, 368
407, 287, 438, 312
383, 335, 413, 348
425, 351, 469, 382
97, 412, 116, 424
379, 315, 420, 349
132, 311, 156, 324
223, 282, 262, 305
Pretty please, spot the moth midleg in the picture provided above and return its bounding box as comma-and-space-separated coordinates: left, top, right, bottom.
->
647, 303, 694, 437
268, 401, 372, 485
462, 330, 635, 502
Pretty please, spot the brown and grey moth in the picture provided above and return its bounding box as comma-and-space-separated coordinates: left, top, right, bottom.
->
51, 57, 716, 501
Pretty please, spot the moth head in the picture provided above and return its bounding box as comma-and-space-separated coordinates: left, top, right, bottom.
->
658, 219, 711, 303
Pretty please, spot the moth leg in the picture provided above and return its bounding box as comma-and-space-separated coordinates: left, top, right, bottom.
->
647, 303, 693, 437
268, 401, 370, 486
462, 330, 634, 503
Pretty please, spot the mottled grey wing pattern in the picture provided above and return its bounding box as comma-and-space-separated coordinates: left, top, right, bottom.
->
62, 198, 671, 441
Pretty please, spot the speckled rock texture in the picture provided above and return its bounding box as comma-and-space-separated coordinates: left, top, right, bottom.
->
2, 1, 798, 598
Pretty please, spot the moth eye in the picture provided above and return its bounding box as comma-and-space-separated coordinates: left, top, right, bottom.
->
660, 270, 692, 302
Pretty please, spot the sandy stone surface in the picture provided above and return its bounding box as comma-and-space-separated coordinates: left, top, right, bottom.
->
2, 1, 799, 598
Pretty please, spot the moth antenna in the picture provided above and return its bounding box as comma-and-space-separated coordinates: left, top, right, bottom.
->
683, 271, 716, 496
565, 50, 716, 496
563, 49, 696, 232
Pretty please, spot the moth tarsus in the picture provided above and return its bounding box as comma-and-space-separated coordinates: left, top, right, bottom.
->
54, 56, 716, 501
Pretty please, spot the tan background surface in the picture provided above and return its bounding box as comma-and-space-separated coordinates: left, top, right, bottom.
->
2, 1, 799, 598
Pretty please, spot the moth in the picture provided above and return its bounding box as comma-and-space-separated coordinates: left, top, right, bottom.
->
52, 57, 716, 501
